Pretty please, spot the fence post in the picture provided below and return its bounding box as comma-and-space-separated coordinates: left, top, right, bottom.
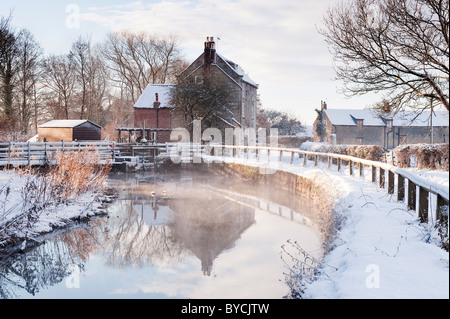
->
359, 162, 363, 177
314, 155, 318, 166
388, 171, 395, 194
327, 156, 331, 169
337, 158, 341, 171
418, 187, 428, 223
371, 166, 376, 183
408, 180, 416, 211
436, 195, 448, 224
44, 142, 47, 164
379, 168, 385, 189
290, 152, 294, 164
348, 160, 353, 176
27, 141, 31, 166
397, 174, 405, 202
8, 142, 11, 164
303, 154, 307, 166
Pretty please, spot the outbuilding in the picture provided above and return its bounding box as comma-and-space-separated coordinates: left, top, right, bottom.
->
38, 120, 102, 142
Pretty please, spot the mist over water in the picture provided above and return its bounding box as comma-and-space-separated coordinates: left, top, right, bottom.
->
0, 167, 322, 299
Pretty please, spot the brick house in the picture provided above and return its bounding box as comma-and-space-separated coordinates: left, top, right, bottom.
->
125, 37, 258, 143
313, 103, 449, 148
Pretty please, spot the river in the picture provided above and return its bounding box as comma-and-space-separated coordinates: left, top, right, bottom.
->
0, 166, 323, 299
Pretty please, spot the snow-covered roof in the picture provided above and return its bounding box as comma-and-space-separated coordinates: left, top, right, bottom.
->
325, 109, 449, 127
134, 84, 175, 109
391, 110, 449, 127
217, 54, 258, 88
38, 120, 99, 128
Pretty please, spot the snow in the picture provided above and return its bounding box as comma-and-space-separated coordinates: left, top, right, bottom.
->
0, 170, 108, 248
201, 150, 449, 299
133, 84, 175, 109
38, 120, 96, 128
1, 148, 448, 299
324, 109, 448, 127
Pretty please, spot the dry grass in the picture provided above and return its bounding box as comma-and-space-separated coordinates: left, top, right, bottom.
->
47, 147, 111, 202
0, 148, 111, 248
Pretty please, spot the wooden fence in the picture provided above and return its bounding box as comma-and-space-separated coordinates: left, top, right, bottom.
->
1, 141, 448, 227
0, 141, 170, 167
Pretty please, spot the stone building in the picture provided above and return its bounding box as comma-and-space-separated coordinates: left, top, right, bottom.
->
176, 37, 259, 131
125, 37, 258, 143
313, 102, 449, 148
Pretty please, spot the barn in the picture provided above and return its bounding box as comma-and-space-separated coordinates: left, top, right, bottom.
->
38, 120, 102, 142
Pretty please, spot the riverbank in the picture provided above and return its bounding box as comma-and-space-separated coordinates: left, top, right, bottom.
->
0, 167, 116, 255
201, 154, 449, 299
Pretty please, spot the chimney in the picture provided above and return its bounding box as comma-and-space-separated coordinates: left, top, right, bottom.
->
204, 36, 216, 65
322, 101, 327, 110
153, 93, 160, 108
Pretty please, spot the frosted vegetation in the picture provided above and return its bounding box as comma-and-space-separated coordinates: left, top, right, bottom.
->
0, 149, 112, 250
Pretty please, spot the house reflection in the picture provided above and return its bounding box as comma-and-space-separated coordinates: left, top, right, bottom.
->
128, 181, 256, 276
168, 189, 255, 276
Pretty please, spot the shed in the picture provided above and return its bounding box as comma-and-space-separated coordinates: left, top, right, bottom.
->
38, 120, 102, 142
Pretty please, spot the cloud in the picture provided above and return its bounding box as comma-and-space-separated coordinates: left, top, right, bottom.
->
80, 0, 342, 124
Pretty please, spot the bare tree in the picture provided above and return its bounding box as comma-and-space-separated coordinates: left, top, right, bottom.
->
14, 29, 42, 134
101, 31, 184, 103
320, 0, 449, 114
70, 37, 90, 120
0, 14, 17, 127
41, 54, 76, 119
70, 37, 109, 123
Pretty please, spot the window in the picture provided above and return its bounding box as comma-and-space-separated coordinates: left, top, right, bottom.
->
356, 119, 364, 130
386, 119, 393, 128
357, 137, 363, 144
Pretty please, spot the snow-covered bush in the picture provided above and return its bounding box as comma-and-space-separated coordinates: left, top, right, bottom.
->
300, 142, 386, 161
394, 143, 449, 170
0, 148, 112, 249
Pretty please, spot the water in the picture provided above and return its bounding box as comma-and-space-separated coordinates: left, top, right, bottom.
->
0, 167, 323, 299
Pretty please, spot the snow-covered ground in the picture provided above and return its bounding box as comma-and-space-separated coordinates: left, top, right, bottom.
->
0, 170, 110, 249
201, 151, 449, 299
1, 150, 448, 299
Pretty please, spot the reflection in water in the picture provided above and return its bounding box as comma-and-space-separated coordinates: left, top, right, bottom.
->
0, 168, 322, 299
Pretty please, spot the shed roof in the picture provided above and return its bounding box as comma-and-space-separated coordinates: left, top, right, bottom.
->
39, 120, 101, 128
134, 84, 175, 109
324, 109, 449, 127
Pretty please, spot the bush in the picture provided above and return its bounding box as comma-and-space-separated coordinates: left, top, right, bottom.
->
300, 142, 386, 161
393, 143, 449, 170
0, 148, 111, 248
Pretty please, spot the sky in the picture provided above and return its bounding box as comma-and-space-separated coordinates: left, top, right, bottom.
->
0, 0, 382, 125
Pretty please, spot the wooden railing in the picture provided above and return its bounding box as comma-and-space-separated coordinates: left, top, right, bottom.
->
201, 144, 449, 226
1, 141, 448, 227
0, 141, 170, 167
